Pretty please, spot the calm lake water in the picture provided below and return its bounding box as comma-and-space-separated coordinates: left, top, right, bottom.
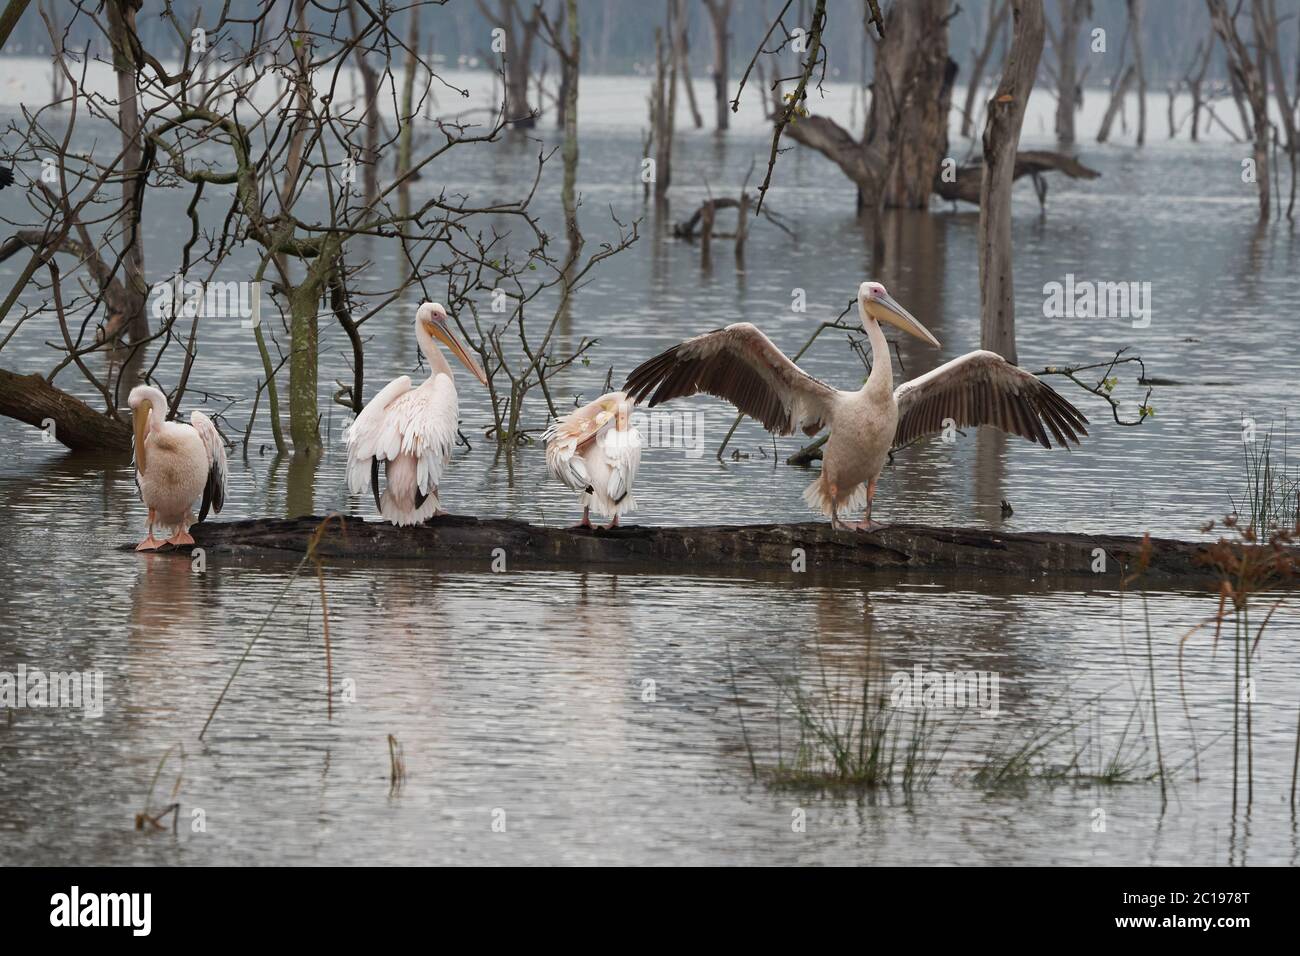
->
1, 63, 1298, 864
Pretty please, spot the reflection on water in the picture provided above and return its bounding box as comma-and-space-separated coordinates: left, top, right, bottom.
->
1, 77, 1299, 863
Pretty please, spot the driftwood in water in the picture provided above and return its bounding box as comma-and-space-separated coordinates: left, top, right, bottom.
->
0, 367, 132, 452
934, 150, 1100, 207
120, 513, 1294, 587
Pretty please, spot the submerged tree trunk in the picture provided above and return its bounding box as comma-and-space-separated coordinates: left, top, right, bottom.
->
963, 0, 1009, 140
703, 0, 732, 131
978, 0, 1045, 366
1208, 0, 1271, 220
287, 281, 322, 454
1130, 0, 1147, 146
866, 0, 955, 208
397, 6, 419, 220
1096, 65, 1135, 143
480, 0, 539, 127
560, 0, 581, 261
347, 0, 382, 207
672, 0, 702, 128
1052, 0, 1089, 145
104, 0, 149, 344
1186, 36, 1214, 142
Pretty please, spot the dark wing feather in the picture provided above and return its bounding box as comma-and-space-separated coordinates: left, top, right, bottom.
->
198, 468, 224, 523
371, 458, 382, 514
623, 323, 837, 437
893, 350, 1089, 450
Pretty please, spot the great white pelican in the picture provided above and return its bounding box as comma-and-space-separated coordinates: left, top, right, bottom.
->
543, 391, 642, 528
623, 281, 1088, 530
128, 385, 227, 550
345, 301, 487, 525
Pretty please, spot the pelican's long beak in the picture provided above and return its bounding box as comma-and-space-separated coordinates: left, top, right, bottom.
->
868, 292, 942, 348
132, 404, 151, 473
430, 320, 488, 386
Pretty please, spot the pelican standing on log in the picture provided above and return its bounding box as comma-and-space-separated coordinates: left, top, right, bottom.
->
543, 391, 642, 528
129, 385, 227, 550
346, 302, 487, 526
624, 281, 1088, 530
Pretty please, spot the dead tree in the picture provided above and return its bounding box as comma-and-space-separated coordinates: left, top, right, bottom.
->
703, 0, 732, 131
672, 0, 703, 128
978, 0, 1045, 366
478, 0, 541, 128
1130, 0, 1147, 146
540, 0, 582, 261
347, 0, 382, 207
1258, 0, 1298, 218
1047, 0, 1089, 145
866, 0, 955, 208
1184, 35, 1214, 142
103, 0, 150, 345
650, 22, 678, 202
962, 0, 1009, 139
1207, 0, 1271, 220
1096, 65, 1135, 143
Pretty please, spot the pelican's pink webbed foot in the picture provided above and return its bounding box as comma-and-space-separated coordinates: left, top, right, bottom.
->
135, 536, 163, 551
165, 530, 195, 547
605, 516, 620, 529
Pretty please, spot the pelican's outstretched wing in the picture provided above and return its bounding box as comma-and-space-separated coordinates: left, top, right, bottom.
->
893, 350, 1089, 450
623, 323, 837, 437
190, 410, 227, 522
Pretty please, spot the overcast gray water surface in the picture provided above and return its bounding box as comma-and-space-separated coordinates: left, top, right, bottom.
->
1, 67, 1299, 864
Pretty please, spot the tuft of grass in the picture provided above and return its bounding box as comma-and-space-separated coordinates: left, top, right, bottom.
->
135, 743, 185, 832
1231, 420, 1300, 540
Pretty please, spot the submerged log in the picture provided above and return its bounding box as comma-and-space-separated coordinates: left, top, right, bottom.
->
934, 150, 1100, 206
120, 514, 1296, 587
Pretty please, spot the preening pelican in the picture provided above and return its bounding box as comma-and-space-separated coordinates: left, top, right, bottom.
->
346, 302, 487, 526
624, 281, 1088, 530
129, 385, 227, 550
543, 391, 642, 528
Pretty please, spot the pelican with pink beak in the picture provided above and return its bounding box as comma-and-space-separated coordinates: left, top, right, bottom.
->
624, 281, 1089, 530
128, 385, 227, 550
345, 302, 488, 525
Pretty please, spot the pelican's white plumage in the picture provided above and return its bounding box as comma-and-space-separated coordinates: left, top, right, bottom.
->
624, 281, 1088, 530
544, 391, 642, 528
129, 384, 227, 550
345, 302, 486, 525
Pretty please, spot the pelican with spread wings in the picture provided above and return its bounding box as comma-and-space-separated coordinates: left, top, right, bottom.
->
624, 281, 1088, 530
346, 302, 487, 525
544, 391, 642, 528
129, 385, 227, 550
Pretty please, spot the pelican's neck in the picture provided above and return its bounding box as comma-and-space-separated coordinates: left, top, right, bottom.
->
416, 320, 454, 380
860, 300, 892, 394
144, 388, 168, 430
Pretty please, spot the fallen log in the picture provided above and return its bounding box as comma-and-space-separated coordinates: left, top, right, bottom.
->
119, 513, 1294, 588
933, 150, 1101, 206
0, 367, 132, 452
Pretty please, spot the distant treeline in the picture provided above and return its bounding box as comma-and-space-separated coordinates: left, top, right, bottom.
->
1, 0, 1277, 89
